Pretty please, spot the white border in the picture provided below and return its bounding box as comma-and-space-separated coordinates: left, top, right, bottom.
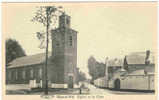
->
1, 0, 158, 2
157, 1, 159, 100
0, 2, 2, 100
0, 1, 158, 100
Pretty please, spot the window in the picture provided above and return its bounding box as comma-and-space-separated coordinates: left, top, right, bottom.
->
30, 69, 34, 79
15, 70, 18, 80
8, 71, 12, 80
39, 68, 42, 79
69, 36, 72, 46
66, 18, 70, 25
22, 70, 26, 79
11, 71, 14, 79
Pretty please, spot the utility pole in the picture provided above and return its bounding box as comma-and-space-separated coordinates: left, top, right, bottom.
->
44, 7, 50, 95
105, 57, 109, 88
32, 6, 63, 95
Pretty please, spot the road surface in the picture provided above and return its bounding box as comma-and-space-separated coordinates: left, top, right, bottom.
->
6, 83, 154, 95
85, 82, 154, 95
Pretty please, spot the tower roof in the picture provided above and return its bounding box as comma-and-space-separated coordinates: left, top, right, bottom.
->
60, 12, 70, 18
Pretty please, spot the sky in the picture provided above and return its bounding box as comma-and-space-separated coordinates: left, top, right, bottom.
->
2, 2, 157, 78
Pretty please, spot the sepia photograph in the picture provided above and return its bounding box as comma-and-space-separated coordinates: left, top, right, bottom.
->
2, 2, 157, 97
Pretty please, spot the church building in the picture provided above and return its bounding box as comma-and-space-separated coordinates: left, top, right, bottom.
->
6, 13, 78, 88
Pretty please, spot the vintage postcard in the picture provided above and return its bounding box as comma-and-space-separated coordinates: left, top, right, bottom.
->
2, 2, 158, 100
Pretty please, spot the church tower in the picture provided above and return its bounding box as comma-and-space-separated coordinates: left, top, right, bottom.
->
50, 12, 77, 88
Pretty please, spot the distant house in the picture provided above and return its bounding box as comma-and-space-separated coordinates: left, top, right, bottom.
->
123, 50, 155, 72
108, 50, 155, 90
6, 13, 79, 89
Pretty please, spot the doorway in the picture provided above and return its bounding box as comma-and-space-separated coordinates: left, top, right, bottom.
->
68, 76, 73, 88
114, 79, 120, 90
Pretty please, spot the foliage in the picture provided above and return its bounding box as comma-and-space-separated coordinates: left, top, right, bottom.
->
96, 62, 105, 78
32, 6, 62, 26
78, 71, 87, 82
88, 56, 97, 80
87, 56, 106, 81
6, 38, 26, 65
31, 6, 63, 49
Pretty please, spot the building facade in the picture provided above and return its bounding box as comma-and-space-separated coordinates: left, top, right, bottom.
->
108, 50, 155, 90
6, 13, 78, 88
105, 58, 123, 87
48, 12, 78, 88
92, 50, 155, 90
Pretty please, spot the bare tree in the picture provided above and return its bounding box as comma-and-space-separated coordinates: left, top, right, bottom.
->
31, 6, 63, 95
32, 6, 63, 48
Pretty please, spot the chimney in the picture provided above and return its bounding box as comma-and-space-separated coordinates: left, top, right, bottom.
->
123, 56, 128, 71
145, 50, 150, 65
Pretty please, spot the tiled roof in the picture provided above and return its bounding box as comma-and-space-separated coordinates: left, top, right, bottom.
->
7, 52, 52, 68
126, 52, 155, 65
